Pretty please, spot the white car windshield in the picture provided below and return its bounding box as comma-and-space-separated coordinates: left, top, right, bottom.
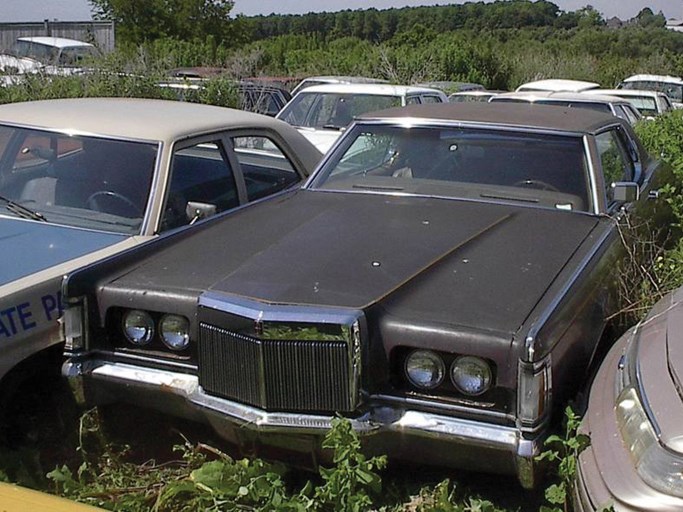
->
622, 80, 683, 103
0, 126, 157, 234
278, 92, 402, 130
311, 124, 591, 212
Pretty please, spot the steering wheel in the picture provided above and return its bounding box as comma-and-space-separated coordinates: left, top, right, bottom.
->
513, 179, 559, 192
86, 191, 140, 217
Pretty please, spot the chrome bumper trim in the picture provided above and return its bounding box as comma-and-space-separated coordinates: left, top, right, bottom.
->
64, 359, 539, 486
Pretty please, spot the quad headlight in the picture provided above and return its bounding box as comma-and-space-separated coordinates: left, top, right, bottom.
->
122, 310, 154, 345
405, 350, 445, 389
160, 314, 190, 350
450, 356, 492, 396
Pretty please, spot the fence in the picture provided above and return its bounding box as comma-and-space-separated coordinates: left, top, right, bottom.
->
0, 21, 115, 53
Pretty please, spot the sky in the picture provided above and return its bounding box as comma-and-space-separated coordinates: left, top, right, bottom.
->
1, 0, 681, 23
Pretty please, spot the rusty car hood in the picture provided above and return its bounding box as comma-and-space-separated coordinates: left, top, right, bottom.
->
105, 190, 599, 336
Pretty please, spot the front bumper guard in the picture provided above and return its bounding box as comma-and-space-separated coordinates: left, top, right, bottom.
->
64, 358, 540, 488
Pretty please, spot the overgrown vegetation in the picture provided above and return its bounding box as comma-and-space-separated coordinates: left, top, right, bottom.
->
2, 1, 683, 509
44, 409, 513, 511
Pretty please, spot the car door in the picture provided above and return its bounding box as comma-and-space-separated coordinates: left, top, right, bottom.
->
157, 131, 306, 233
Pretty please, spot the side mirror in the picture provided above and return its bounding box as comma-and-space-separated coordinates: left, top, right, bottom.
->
610, 181, 639, 203
186, 201, 216, 224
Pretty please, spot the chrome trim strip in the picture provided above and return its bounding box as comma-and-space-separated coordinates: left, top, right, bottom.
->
71, 361, 526, 452
199, 292, 363, 325
371, 393, 513, 423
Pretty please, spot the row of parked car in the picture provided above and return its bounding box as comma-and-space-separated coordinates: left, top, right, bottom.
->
1, 58, 683, 509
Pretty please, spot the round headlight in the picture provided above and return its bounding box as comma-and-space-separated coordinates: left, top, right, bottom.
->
405, 350, 445, 389
159, 314, 190, 351
122, 309, 154, 345
450, 356, 492, 396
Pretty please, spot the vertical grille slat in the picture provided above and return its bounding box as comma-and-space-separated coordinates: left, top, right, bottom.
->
198, 323, 355, 413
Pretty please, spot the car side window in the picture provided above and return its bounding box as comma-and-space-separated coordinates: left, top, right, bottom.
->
596, 130, 636, 203
405, 96, 421, 105
420, 94, 443, 104
232, 135, 300, 201
160, 141, 238, 232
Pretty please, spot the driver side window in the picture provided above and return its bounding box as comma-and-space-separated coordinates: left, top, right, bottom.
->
596, 129, 635, 204
160, 141, 238, 232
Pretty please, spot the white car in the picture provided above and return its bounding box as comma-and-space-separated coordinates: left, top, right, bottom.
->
584, 88, 675, 118
0, 36, 99, 76
515, 79, 601, 93
276, 83, 448, 152
489, 91, 642, 125
0, 98, 321, 394
289, 75, 389, 97
618, 74, 683, 109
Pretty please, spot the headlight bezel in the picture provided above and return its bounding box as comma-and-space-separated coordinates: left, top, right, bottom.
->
117, 308, 192, 353
401, 347, 497, 397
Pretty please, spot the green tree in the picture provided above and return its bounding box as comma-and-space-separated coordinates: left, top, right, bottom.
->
635, 7, 666, 28
89, 0, 243, 45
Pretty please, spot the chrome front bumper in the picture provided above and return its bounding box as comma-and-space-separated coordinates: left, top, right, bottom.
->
64, 358, 541, 488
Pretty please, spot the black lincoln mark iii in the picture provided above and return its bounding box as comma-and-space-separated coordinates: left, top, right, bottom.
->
62, 103, 671, 487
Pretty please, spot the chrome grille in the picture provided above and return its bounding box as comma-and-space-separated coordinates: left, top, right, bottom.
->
199, 323, 354, 412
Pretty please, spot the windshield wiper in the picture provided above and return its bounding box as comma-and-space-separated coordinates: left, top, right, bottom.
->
0, 195, 47, 222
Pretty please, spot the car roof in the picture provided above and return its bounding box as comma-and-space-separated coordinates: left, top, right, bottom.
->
16, 36, 94, 48
492, 91, 628, 104
299, 75, 388, 83
515, 79, 601, 92
293, 83, 445, 96
0, 97, 294, 142
622, 74, 683, 85
592, 88, 664, 98
357, 102, 621, 134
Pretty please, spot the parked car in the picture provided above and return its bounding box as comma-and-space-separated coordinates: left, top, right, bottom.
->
290, 75, 389, 97
515, 79, 601, 93
618, 74, 683, 109
62, 102, 671, 488
276, 83, 448, 152
489, 91, 642, 125
574, 287, 683, 511
159, 77, 291, 116
0, 97, 320, 394
0, 36, 99, 75
413, 81, 485, 94
0, 482, 101, 511
586, 88, 676, 118
449, 90, 505, 102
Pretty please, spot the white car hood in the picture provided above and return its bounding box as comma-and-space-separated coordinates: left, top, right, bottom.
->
296, 128, 343, 154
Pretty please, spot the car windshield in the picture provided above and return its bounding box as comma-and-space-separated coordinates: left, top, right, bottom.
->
0, 125, 158, 234
278, 92, 402, 130
621, 80, 683, 103
311, 124, 591, 212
